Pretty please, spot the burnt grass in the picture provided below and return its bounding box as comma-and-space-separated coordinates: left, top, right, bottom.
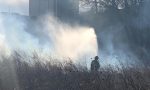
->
0, 52, 150, 90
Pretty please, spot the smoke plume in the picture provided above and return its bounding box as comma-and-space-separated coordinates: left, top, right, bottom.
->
0, 13, 98, 62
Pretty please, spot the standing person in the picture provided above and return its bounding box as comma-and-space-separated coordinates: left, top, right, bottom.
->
91, 56, 100, 71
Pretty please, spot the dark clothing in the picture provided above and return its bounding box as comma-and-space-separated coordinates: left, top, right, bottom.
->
91, 60, 100, 71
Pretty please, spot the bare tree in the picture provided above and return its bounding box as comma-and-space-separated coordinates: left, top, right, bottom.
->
80, 0, 144, 13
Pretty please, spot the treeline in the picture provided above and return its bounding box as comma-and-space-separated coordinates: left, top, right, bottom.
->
0, 52, 150, 90
79, 0, 150, 65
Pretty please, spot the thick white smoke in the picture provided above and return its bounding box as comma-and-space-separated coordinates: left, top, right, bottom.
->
43, 16, 98, 60
0, 14, 98, 62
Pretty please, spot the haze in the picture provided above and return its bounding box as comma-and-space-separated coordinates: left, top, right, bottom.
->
0, 0, 29, 15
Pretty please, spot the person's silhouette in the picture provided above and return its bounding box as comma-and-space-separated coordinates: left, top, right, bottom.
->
91, 56, 100, 71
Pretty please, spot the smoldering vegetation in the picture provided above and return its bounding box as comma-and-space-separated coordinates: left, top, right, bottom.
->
0, 0, 150, 90
0, 52, 150, 90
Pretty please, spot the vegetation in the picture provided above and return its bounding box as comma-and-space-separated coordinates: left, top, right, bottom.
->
0, 52, 150, 90
0, 0, 150, 90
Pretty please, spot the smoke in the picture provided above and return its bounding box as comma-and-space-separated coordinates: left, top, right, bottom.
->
38, 16, 98, 60
0, 14, 44, 55
0, 13, 98, 62
79, 1, 150, 66
99, 25, 139, 66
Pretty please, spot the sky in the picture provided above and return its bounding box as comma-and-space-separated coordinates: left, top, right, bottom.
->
0, 0, 29, 15
0, 0, 89, 16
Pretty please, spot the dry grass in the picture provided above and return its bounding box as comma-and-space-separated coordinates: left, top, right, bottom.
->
0, 52, 150, 90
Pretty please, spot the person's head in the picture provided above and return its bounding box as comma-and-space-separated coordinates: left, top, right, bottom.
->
95, 56, 99, 60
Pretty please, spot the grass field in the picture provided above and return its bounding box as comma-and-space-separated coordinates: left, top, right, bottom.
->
0, 52, 150, 90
